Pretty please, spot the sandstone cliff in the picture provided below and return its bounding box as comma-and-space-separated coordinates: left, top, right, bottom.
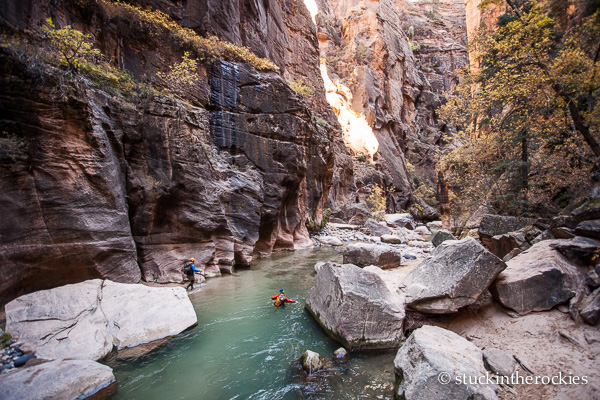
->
0, 0, 340, 308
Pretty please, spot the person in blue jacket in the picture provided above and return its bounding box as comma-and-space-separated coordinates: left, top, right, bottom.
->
184, 258, 202, 291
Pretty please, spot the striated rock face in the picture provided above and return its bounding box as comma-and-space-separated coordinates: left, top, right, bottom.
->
0, 0, 339, 306
5, 279, 197, 361
0, 359, 117, 400
306, 262, 405, 349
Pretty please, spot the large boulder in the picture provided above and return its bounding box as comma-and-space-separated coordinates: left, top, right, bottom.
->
394, 325, 498, 400
491, 241, 587, 315
384, 213, 416, 230
488, 231, 530, 259
575, 220, 600, 240
401, 238, 506, 314
306, 263, 405, 349
431, 229, 456, 247
0, 359, 116, 400
5, 279, 197, 360
549, 236, 600, 259
342, 243, 403, 269
318, 236, 343, 246
478, 214, 536, 248
363, 218, 393, 237
572, 199, 600, 222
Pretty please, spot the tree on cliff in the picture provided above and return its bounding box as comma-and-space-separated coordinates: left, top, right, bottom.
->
440, 1, 600, 216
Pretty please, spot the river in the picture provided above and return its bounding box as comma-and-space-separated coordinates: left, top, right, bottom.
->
108, 247, 396, 399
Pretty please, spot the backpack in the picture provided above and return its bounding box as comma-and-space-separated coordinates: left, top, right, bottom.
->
183, 262, 192, 275
274, 294, 286, 307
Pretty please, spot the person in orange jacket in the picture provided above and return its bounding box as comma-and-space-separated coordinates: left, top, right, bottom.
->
271, 289, 298, 307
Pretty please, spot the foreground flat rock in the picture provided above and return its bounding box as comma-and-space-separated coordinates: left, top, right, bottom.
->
402, 238, 506, 314
491, 241, 586, 315
5, 279, 197, 360
306, 262, 405, 349
0, 359, 116, 400
343, 242, 402, 268
394, 325, 498, 400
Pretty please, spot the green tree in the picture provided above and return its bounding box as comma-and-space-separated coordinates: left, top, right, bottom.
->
42, 18, 101, 72
440, 2, 600, 215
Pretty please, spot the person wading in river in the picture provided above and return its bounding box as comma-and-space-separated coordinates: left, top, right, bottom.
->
271, 289, 298, 307
183, 258, 202, 291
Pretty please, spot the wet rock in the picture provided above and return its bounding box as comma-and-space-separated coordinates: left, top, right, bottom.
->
402, 238, 505, 314
394, 325, 498, 400
319, 236, 344, 246
579, 287, 600, 325
306, 263, 405, 350
575, 220, 600, 240
333, 347, 348, 359
491, 241, 587, 315
301, 350, 323, 374
483, 348, 516, 376
478, 214, 536, 249
13, 354, 36, 368
5, 279, 197, 361
342, 243, 403, 269
431, 230, 457, 247
380, 234, 403, 244
403, 253, 417, 260
0, 359, 116, 400
363, 218, 392, 237
384, 213, 416, 230
488, 231, 530, 259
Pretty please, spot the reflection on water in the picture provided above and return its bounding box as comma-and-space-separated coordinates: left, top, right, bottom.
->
108, 248, 396, 400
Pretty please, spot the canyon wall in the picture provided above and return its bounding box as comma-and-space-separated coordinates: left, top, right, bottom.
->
0, 0, 340, 308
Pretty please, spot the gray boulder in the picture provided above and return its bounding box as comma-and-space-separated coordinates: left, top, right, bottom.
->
343, 243, 403, 269
306, 263, 405, 350
551, 215, 579, 229
483, 348, 517, 376
380, 234, 403, 244
5, 279, 197, 361
333, 347, 348, 359
549, 236, 600, 259
572, 200, 600, 222
394, 325, 498, 400
575, 219, 600, 240
402, 238, 506, 314
426, 221, 443, 230
0, 359, 116, 400
431, 229, 457, 247
301, 350, 323, 374
552, 227, 576, 239
579, 287, 600, 325
478, 214, 536, 248
488, 231, 530, 259
586, 265, 600, 289
318, 236, 343, 246
364, 218, 393, 237
384, 213, 416, 230
491, 241, 587, 315
414, 226, 431, 236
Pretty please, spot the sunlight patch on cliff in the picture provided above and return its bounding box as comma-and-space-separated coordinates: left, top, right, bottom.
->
303, 0, 318, 24
319, 62, 379, 158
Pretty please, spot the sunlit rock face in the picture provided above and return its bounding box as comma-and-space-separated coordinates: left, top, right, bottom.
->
313, 0, 469, 210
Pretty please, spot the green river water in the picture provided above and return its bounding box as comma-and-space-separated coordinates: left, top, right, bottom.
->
108, 247, 396, 400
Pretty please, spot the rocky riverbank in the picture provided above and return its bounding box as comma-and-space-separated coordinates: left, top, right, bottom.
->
303, 197, 600, 399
